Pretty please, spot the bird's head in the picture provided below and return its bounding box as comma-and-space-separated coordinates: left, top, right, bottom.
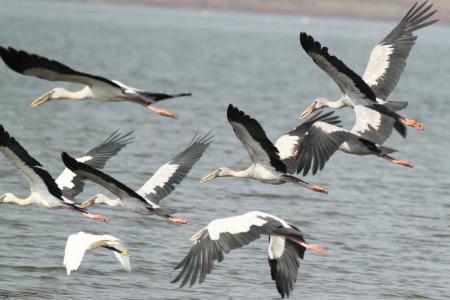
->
200, 167, 232, 183
299, 98, 327, 119
31, 88, 67, 107
0, 193, 14, 203
79, 195, 100, 208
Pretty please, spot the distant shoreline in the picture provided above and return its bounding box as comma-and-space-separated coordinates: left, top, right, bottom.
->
86, 0, 449, 23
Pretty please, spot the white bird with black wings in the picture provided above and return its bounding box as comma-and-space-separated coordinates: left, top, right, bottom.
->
0, 47, 191, 119
200, 104, 329, 194
299, 1, 437, 141
172, 211, 327, 298
295, 110, 414, 176
61, 132, 213, 224
0, 126, 131, 222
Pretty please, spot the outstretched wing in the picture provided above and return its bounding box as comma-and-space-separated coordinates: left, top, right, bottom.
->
63, 232, 102, 275
136, 132, 213, 204
351, 105, 395, 145
172, 211, 282, 287
0, 125, 62, 200
0, 46, 121, 89
55, 130, 133, 199
275, 110, 341, 174
61, 152, 152, 211
268, 236, 306, 298
227, 104, 286, 173
299, 32, 376, 105
362, 1, 437, 100
106, 238, 132, 272
297, 122, 349, 176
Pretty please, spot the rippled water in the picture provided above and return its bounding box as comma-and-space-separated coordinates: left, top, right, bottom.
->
0, 1, 449, 299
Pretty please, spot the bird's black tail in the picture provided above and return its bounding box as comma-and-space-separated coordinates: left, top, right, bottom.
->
136, 91, 192, 102
372, 104, 407, 138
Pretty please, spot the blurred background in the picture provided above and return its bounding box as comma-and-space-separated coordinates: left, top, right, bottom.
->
90, 0, 450, 21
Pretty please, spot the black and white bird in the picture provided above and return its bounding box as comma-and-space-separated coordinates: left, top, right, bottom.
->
0, 126, 132, 222
0, 47, 191, 119
299, 1, 437, 136
61, 133, 213, 224
172, 211, 327, 298
78, 133, 213, 218
200, 104, 328, 194
56, 130, 134, 200
64, 231, 131, 275
295, 111, 414, 176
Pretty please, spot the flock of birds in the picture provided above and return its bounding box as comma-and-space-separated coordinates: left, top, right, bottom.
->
0, 1, 437, 298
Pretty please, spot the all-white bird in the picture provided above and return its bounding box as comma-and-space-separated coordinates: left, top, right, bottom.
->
78, 133, 213, 220
295, 110, 414, 176
0, 47, 191, 119
200, 104, 328, 194
64, 231, 131, 275
172, 211, 327, 298
299, 2, 437, 139
0, 126, 107, 222
0, 127, 132, 222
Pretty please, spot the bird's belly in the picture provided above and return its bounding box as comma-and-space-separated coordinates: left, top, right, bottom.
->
122, 198, 151, 213
340, 141, 371, 155
33, 193, 62, 208
90, 86, 123, 101
251, 165, 281, 184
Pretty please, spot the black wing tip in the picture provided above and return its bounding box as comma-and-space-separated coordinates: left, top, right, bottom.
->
0, 124, 7, 144
299, 32, 323, 54
0, 125, 12, 148
227, 103, 252, 124
226, 103, 239, 119
61, 151, 78, 171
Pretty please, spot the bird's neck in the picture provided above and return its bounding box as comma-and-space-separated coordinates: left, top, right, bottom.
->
97, 195, 123, 207
326, 98, 348, 109
2, 194, 33, 206
55, 86, 94, 100
228, 168, 250, 178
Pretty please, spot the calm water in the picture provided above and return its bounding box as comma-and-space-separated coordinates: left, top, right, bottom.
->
0, 1, 449, 299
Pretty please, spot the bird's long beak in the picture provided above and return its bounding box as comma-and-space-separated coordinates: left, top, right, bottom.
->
190, 228, 205, 241
200, 170, 219, 183
80, 196, 97, 208
168, 215, 190, 225
31, 90, 53, 107
299, 102, 316, 119
121, 250, 132, 256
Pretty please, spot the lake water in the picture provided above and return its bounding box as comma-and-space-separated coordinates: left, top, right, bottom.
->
0, 1, 449, 299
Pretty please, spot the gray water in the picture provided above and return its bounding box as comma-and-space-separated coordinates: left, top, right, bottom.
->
0, 0, 449, 299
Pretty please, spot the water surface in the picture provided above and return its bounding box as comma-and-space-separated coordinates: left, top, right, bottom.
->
0, 1, 449, 299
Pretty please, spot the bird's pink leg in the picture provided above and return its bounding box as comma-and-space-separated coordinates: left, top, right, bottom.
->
69, 207, 109, 223
401, 117, 424, 130
382, 154, 414, 168
168, 215, 190, 225
299, 242, 328, 254
288, 236, 327, 254
147, 105, 177, 119
84, 212, 109, 223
